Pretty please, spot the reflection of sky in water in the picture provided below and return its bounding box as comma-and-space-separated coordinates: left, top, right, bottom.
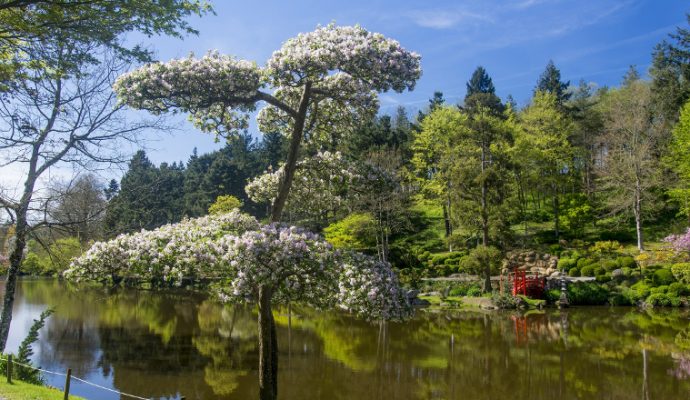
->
2, 278, 690, 400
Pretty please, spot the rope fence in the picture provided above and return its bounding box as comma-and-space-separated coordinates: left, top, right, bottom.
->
0, 355, 168, 400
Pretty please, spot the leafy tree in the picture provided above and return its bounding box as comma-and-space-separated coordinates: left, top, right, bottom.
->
515, 91, 575, 239
535, 60, 571, 106
324, 213, 377, 252
666, 99, 690, 222
419, 106, 512, 291
208, 195, 242, 215
112, 24, 420, 400
597, 79, 667, 250
0, 0, 212, 89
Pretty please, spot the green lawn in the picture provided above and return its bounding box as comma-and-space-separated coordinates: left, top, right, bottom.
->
0, 380, 86, 400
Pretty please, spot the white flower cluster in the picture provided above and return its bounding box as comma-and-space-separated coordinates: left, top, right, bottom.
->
114, 25, 421, 139
65, 211, 409, 320
245, 151, 399, 222
113, 51, 263, 135
267, 24, 421, 92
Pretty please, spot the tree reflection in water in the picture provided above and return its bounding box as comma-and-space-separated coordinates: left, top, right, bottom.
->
6, 279, 690, 400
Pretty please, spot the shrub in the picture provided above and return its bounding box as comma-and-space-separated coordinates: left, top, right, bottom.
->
671, 263, 690, 284
594, 266, 606, 276
602, 260, 618, 272
568, 267, 581, 277
580, 265, 595, 277
617, 256, 636, 269
645, 293, 682, 307
545, 289, 562, 304
449, 287, 466, 296
577, 258, 593, 269
324, 213, 376, 250
208, 195, 242, 214
466, 286, 482, 297
596, 273, 612, 283
630, 281, 652, 301
492, 292, 519, 309
590, 240, 623, 254
610, 291, 634, 306
668, 282, 688, 296
653, 268, 675, 286
558, 258, 576, 271
567, 282, 610, 305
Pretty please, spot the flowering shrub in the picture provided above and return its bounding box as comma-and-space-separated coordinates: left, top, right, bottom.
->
664, 228, 690, 253
65, 211, 409, 320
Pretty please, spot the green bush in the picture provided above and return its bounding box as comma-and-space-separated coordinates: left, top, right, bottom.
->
630, 281, 652, 301
492, 293, 519, 309
596, 273, 612, 283
645, 293, 681, 307
653, 268, 675, 286
580, 265, 595, 277
617, 256, 636, 269
671, 263, 690, 284
466, 286, 482, 297
567, 282, 610, 305
602, 260, 618, 272
545, 289, 562, 304
558, 258, 576, 271
594, 266, 606, 276
668, 282, 688, 296
577, 258, 593, 269
609, 290, 634, 306
449, 287, 466, 296
568, 267, 581, 277
650, 285, 669, 294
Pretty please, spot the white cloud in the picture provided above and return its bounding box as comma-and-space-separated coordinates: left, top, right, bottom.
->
406, 9, 492, 29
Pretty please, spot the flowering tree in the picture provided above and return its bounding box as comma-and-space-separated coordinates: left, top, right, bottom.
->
65, 211, 409, 399
113, 26, 419, 399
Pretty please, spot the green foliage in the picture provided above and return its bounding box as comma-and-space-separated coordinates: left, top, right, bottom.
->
602, 260, 618, 272
561, 194, 594, 235
557, 258, 575, 271
653, 268, 676, 286
568, 267, 581, 277
671, 262, 690, 284
617, 256, 636, 269
466, 286, 482, 297
491, 292, 519, 309
590, 240, 623, 255
15, 309, 54, 384
208, 195, 242, 215
22, 238, 83, 276
567, 282, 610, 305
324, 213, 376, 251
580, 265, 595, 277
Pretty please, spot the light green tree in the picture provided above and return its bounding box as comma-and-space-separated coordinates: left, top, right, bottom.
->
667, 100, 690, 222
515, 91, 575, 239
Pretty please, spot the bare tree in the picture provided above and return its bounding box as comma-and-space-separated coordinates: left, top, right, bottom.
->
45, 173, 107, 242
0, 39, 158, 350
598, 79, 667, 251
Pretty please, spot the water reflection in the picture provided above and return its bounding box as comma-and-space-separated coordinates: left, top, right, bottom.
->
4, 278, 690, 399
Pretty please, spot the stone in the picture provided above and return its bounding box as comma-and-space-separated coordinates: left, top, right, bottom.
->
612, 268, 624, 279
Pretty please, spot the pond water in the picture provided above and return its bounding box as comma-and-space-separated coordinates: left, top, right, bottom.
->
2, 278, 690, 400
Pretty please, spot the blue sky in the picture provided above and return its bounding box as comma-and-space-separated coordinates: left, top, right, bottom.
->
128, 0, 689, 165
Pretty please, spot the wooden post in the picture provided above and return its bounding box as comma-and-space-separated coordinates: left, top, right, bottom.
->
6, 354, 12, 383
63, 368, 71, 400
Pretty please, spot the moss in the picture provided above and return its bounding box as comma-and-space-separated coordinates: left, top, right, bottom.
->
653, 268, 675, 286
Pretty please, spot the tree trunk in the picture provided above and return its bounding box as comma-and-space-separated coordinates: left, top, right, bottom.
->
259, 84, 310, 400
258, 286, 277, 400
480, 144, 492, 293
634, 179, 644, 251
0, 213, 27, 352
270, 83, 311, 222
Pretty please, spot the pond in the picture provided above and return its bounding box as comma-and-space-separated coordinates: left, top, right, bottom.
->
2, 278, 690, 399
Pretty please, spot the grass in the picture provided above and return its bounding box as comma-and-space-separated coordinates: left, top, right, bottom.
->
0, 380, 86, 400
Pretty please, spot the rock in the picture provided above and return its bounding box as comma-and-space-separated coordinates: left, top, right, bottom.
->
612, 268, 624, 278
439, 302, 450, 308
406, 289, 419, 299
550, 270, 561, 278
412, 298, 430, 306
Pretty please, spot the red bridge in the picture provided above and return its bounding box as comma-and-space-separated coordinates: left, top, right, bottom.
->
510, 270, 546, 298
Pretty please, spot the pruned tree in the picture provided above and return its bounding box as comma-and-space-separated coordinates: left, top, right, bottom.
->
111, 24, 420, 400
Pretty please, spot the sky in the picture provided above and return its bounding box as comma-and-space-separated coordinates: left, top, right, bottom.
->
1, 0, 689, 197
129, 0, 688, 166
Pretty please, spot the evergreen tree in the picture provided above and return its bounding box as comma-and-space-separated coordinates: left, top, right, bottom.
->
535, 60, 571, 106
650, 15, 690, 122
464, 66, 504, 114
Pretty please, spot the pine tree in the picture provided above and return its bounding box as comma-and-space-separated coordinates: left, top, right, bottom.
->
535, 60, 571, 105
464, 66, 503, 114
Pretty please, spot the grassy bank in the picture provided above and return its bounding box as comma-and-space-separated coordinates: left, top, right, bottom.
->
0, 380, 86, 400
